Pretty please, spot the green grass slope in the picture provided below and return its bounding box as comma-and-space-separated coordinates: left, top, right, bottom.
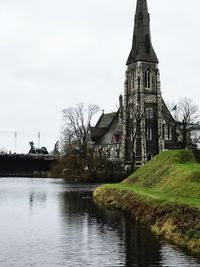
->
124, 150, 200, 199
94, 150, 200, 255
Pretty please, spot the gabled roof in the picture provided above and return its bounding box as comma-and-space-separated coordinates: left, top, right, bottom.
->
91, 111, 121, 142
90, 127, 107, 139
161, 98, 175, 122
96, 112, 117, 128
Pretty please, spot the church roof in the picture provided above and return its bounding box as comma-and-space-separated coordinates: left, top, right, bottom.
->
96, 112, 117, 128
126, 0, 158, 65
90, 127, 107, 138
91, 111, 121, 142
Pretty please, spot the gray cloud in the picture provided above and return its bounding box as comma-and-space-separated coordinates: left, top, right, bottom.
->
0, 0, 199, 152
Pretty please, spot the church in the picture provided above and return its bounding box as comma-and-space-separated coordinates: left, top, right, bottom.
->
90, 0, 176, 168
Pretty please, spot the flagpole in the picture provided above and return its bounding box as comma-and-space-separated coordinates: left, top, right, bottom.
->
14, 131, 17, 153
38, 132, 40, 148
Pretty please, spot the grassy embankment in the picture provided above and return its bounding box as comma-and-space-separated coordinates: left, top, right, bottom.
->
93, 150, 200, 255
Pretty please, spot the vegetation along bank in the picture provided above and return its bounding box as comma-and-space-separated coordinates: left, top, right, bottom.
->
93, 150, 200, 256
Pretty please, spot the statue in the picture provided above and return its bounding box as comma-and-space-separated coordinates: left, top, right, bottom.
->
40, 147, 48, 154
29, 142, 48, 155
29, 142, 36, 154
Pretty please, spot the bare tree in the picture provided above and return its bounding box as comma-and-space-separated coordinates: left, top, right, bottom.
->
172, 98, 200, 149
121, 98, 145, 169
60, 127, 75, 155
60, 103, 100, 177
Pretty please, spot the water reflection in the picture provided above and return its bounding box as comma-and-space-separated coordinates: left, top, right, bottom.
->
29, 191, 47, 209
0, 179, 199, 267
160, 244, 200, 267
59, 187, 181, 266
59, 186, 200, 267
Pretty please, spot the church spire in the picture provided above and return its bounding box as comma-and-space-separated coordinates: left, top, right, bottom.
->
126, 0, 158, 65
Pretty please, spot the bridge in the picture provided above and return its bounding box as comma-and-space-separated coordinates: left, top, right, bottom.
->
0, 153, 57, 177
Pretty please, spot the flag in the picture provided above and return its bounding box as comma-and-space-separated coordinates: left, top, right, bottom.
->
172, 105, 177, 111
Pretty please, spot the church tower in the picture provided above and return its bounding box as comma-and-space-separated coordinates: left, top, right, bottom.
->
122, 0, 164, 167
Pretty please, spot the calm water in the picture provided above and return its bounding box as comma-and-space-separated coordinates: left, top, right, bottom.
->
0, 178, 199, 267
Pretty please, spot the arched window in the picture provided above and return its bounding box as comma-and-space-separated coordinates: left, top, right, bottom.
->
144, 68, 152, 89
147, 127, 152, 141
114, 147, 120, 158
132, 71, 135, 89
162, 124, 171, 140
146, 108, 150, 118
146, 107, 153, 119
137, 76, 141, 89
150, 108, 153, 118
162, 124, 165, 139
167, 124, 172, 140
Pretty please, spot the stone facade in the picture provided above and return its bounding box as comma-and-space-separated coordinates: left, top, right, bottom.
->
90, 111, 122, 162
91, 0, 176, 167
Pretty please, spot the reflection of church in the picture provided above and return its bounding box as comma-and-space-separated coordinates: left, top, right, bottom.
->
90, 0, 176, 167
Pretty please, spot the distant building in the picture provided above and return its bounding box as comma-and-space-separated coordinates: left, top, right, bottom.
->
91, 0, 176, 167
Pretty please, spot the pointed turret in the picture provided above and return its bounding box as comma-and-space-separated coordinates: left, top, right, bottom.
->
126, 0, 158, 65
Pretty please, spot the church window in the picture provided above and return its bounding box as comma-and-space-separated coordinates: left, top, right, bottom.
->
112, 134, 121, 143
167, 124, 172, 140
132, 72, 135, 89
146, 107, 153, 119
147, 127, 152, 141
138, 76, 141, 89
162, 124, 165, 139
150, 108, 153, 118
146, 108, 150, 118
114, 147, 120, 158
162, 124, 172, 140
144, 68, 152, 89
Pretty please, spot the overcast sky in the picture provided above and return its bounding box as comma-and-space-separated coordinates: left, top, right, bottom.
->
0, 0, 200, 153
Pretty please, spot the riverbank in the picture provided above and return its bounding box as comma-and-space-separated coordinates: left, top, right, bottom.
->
93, 150, 200, 256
